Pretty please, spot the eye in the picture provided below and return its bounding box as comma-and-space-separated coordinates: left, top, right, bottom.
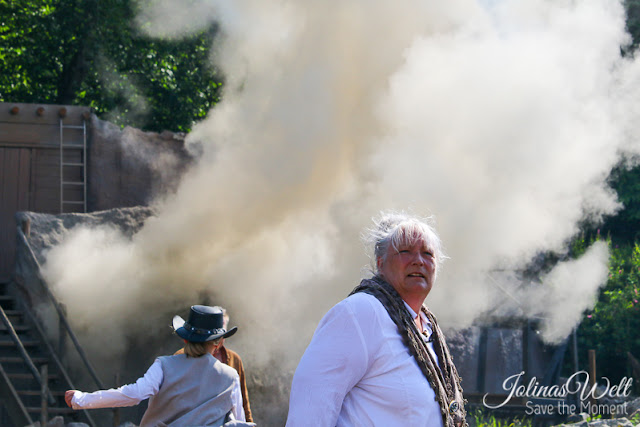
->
399, 249, 410, 254
423, 251, 434, 258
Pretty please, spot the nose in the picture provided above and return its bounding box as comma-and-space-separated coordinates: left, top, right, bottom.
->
413, 252, 425, 265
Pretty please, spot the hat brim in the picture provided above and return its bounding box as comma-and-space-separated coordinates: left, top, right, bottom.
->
172, 315, 238, 343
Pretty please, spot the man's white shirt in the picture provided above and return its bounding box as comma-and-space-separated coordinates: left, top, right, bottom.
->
287, 292, 444, 427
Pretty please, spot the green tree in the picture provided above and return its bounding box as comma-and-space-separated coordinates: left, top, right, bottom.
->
625, 0, 640, 51
0, 0, 222, 132
600, 166, 640, 244
597, 0, 640, 244
575, 238, 640, 381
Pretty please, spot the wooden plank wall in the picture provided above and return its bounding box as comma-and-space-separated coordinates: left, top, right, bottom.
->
0, 103, 90, 281
0, 148, 31, 281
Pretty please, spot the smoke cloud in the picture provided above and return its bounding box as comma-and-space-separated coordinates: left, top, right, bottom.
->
41, 0, 640, 417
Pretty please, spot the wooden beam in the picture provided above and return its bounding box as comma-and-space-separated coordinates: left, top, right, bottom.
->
0, 122, 83, 146
0, 102, 89, 126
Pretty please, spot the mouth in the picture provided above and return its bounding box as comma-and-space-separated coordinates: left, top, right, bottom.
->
407, 273, 425, 278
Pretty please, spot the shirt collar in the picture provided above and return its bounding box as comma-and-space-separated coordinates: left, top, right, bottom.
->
403, 301, 431, 333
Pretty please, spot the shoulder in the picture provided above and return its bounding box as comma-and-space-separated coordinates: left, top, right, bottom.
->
213, 355, 240, 379
154, 354, 186, 376
225, 347, 241, 361
315, 292, 387, 335
344, 291, 384, 309
157, 354, 180, 366
224, 348, 244, 369
334, 292, 386, 321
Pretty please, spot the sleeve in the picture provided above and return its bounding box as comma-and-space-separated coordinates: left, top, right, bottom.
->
71, 358, 164, 409
231, 375, 246, 421
285, 297, 372, 427
234, 354, 253, 422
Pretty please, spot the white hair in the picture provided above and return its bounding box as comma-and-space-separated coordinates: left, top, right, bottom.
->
363, 211, 447, 276
212, 306, 229, 330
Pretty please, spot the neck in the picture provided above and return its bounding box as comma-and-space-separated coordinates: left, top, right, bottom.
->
404, 297, 424, 315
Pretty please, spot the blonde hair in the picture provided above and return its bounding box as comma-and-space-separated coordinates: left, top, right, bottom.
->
183, 338, 221, 358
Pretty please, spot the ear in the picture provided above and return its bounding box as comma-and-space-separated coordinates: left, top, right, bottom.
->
376, 256, 383, 271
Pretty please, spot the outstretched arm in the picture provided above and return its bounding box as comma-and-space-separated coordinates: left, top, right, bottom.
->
66, 358, 163, 410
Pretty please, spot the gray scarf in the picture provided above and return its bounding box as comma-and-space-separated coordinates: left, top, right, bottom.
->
350, 276, 467, 427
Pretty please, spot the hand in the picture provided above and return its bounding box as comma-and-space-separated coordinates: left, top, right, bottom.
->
65, 390, 77, 408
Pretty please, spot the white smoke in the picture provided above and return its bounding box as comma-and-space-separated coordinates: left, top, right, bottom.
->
534, 241, 610, 343
42, 0, 640, 410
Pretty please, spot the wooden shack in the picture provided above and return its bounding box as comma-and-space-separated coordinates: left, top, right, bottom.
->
0, 102, 190, 426
0, 103, 90, 281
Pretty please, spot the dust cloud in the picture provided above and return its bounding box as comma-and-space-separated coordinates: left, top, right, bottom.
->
42, 0, 640, 401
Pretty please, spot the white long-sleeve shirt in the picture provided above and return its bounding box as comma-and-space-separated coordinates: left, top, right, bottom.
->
286, 292, 443, 427
71, 357, 246, 421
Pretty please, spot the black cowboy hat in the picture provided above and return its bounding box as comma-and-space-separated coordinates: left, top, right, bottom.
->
173, 305, 238, 343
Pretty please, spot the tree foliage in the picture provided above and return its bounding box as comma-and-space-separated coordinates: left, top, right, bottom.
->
0, 0, 222, 132
625, 0, 640, 51
4, 0, 640, 386
584, 4, 640, 381
560, 1, 640, 375
599, 166, 640, 245
574, 237, 640, 382
602, 1, 640, 244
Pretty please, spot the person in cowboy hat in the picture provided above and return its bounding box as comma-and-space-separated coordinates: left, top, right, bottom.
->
65, 305, 255, 427
175, 306, 254, 423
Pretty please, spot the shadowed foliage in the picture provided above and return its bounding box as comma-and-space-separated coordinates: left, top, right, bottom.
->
0, 0, 222, 132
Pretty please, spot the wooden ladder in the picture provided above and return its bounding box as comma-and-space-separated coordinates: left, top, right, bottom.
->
59, 117, 87, 213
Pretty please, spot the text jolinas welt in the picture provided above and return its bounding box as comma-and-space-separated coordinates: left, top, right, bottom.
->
483, 371, 633, 409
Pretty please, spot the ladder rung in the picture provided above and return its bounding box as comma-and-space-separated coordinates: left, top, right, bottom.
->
0, 325, 29, 332
0, 340, 39, 347
4, 310, 24, 317
62, 181, 84, 186
19, 390, 65, 397
61, 125, 84, 129
62, 201, 84, 205
0, 357, 48, 364
8, 373, 59, 380
27, 407, 73, 414
62, 162, 84, 167
61, 144, 84, 148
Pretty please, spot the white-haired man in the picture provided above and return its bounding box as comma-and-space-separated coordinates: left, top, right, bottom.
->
287, 212, 466, 427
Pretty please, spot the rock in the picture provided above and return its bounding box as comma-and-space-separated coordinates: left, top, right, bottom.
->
15, 207, 156, 264
627, 398, 640, 416
589, 418, 633, 427
558, 422, 588, 427
567, 413, 590, 423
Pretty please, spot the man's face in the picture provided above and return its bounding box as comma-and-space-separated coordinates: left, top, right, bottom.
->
378, 239, 436, 305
